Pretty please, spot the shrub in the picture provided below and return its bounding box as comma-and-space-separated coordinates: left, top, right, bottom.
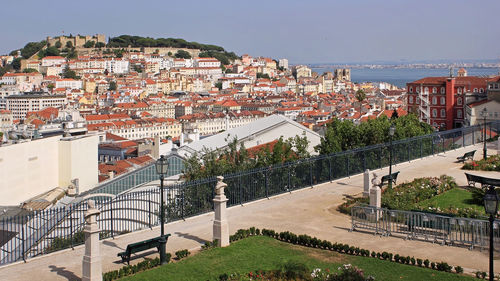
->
410, 257, 416, 265
371, 251, 376, 258
417, 258, 423, 267
329, 264, 375, 281
175, 249, 190, 260
424, 259, 430, 268
431, 262, 436, 269
455, 266, 463, 274
436, 261, 452, 272
280, 260, 309, 280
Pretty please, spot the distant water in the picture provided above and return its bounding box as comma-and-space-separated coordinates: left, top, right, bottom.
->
309, 67, 500, 88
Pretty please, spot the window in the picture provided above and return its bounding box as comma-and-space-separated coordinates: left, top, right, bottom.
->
474, 88, 478, 93
441, 87, 445, 94
432, 109, 437, 117
416, 87, 420, 93
457, 97, 462, 105
409, 96, 413, 104
424, 87, 429, 94
432, 97, 437, 105
432, 87, 437, 93
457, 109, 462, 118
457, 88, 462, 94
409, 86, 413, 93
440, 97, 445, 105
441, 109, 446, 117
480, 88, 484, 93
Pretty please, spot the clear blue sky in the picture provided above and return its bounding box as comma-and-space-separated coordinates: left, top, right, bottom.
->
2, 0, 499, 64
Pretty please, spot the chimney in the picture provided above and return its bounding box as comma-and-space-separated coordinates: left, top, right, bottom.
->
108, 171, 114, 180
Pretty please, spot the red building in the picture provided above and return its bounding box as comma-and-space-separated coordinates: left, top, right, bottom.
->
406, 75, 488, 130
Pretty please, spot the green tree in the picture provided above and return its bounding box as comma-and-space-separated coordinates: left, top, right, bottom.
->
355, 89, 366, 114
95, 42, 105, 48
167, 51, 172, 57
55, 41, 62, 48
23, 68, 38, 73
108, 81, 117, 91
66, 41, 73, 48
62, 66, 78, 79
20, 41, 47, 59
38, 46, 60, 58
256, 73, 270, 79
11, 58, 22, 71
175, 50, 191, 59
83, 41, 95, 48
65, 48, 78, 59
215, 82, 222, 90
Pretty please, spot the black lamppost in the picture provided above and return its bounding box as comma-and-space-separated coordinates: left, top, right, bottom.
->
482, 108, 488, 160
155, 155, 169, 265
484, 185, 499, 281
388, 123, 396, 189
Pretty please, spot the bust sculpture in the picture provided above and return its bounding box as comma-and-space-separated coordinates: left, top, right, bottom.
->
215, 176, 227, 196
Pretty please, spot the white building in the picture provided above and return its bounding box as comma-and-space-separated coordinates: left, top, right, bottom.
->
0, 134, 99, 205
194, 57, 221, 68
55, 79, 83, 90
105, 59, 129, 74
6, 93, 67, 120
279, 58, 289, 70
41, 56, 66, 67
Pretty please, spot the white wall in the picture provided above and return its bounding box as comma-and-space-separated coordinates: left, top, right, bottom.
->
0, 137, 59, 205
0, 134, 99, 206
58, 135, 98, 193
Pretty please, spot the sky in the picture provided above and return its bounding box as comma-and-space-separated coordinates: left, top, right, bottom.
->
2, 0, 499, 64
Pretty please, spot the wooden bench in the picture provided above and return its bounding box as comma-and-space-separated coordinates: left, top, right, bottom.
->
381, 171, 400, 187
118, 234, 171, 264
457, 150, 476, 163
465, 173, 500, 188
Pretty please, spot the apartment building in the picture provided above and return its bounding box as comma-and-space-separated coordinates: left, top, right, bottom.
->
6, 92, 67, 120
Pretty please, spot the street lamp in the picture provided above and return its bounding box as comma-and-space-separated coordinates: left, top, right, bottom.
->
482, 108, 488, 160
388, 123, 396, 189
484, 185, 499, 281
155, 155, 169, 265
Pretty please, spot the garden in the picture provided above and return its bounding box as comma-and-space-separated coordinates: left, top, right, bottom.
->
106, 228, 476, 281
339, 175, 487, 218
463, 155, 500, 172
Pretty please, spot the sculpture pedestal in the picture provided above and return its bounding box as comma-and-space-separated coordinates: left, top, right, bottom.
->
213, 194, 229, 247
82, 202, 102, 281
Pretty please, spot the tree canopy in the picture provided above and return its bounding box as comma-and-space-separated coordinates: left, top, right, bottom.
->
175, 50, 191, 59
38, 46, 60, 59
19, 41, 47, 59
107, 35, 225, 51
182, 136, 310, 181
314, 114, 434, 155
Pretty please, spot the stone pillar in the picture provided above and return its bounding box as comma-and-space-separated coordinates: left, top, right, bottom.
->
213, 176, 229, 247
363, 169, 371, 198
497, 137, 500, 155
369, 186, 381, 209
82, 200, 102, 281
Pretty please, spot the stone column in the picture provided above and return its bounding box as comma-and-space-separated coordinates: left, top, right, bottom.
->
497, 137, 500, 155
213, 176, 229, 247
82, 200, 102, 281
369, 186, 381, 209
363, 169, 371, 198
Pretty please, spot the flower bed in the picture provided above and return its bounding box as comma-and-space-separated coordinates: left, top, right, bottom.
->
382, 175, 457, 211
462, 155, 500, 172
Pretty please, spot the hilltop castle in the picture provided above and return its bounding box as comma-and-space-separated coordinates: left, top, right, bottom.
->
46, 34, 106, 48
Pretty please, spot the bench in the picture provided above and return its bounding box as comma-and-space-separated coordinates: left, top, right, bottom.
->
381, 171, 400, 187
465, 173, 500, 188
457, 150, 476, 163
118, 234, 171, 264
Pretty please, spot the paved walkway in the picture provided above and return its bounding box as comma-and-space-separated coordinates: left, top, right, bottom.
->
1, 143, 499, 280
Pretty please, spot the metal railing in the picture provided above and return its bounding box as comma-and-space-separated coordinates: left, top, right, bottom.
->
0, 122, 499, 265
351, 205, 500, 251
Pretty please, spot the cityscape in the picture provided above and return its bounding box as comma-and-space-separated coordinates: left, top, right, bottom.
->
1, 1, 500, 281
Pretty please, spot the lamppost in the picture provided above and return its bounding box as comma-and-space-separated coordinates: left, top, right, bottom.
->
482, 108, 488, 160
483, 185, 499, 281
388, 123, 396, 189
155, 155, 169, 265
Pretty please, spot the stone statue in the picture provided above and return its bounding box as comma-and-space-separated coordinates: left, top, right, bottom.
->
215, 176, 227, 196
371, 172, 381, 189
84, 200, 100, 224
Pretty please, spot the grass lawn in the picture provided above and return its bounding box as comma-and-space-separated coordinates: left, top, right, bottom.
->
121, 236, 474, 281
417, 188, 484, 214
